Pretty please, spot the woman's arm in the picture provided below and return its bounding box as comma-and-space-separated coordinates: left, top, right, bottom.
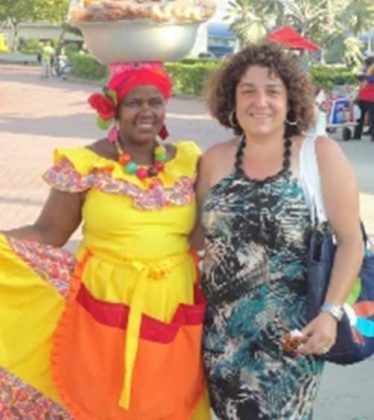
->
189, 155, 212, 251
301, 137, 364, 354
316, 137, 364, 305
3, 189, 83, 247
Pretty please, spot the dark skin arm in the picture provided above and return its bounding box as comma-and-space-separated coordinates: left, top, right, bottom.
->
2, 140, 109, 247
3, 189, 83, 247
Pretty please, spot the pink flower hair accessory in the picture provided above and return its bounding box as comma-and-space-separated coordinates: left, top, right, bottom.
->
88, 88, 118, 131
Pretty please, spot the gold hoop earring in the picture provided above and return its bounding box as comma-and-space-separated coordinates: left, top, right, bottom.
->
285, 119, 297, 126
229, 110, 238, 128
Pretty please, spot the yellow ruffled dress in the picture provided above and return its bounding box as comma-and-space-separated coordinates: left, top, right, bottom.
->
0, 141, 210, 419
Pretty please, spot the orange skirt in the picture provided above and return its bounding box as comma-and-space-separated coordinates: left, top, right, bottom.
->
51, 254, 207, 419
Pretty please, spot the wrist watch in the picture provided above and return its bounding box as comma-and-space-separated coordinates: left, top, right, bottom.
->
320, 302, 344, 321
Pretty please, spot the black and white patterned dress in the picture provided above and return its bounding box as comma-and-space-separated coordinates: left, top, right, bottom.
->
201, 166, 324, 420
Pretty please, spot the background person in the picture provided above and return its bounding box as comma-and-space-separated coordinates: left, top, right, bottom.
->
353, 65, 374, 141
40, 40, 56, 78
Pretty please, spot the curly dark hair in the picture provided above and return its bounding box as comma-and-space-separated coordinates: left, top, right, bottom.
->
205, 41, 316, 137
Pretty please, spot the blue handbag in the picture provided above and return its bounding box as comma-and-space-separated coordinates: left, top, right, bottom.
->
300, 134, 374, 365
307, 225, 374, 364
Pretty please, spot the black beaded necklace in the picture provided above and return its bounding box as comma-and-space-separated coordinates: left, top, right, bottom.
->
234, 135, 292, 181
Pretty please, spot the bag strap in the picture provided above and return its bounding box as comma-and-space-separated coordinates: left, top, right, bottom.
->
299, 133, 328, 223
300, 134, 371, 247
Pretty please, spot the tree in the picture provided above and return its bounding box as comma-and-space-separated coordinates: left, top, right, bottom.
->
279, 0, 349, 62
0, 0, 70, 51
343, 36, 364, 71
225, 0, 284, 47
282, 0, 330, 38
337, 0, 374, 37
0, 0, 34, 51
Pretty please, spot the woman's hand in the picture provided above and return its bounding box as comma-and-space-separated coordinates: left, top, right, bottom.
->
298, 312, 338, 356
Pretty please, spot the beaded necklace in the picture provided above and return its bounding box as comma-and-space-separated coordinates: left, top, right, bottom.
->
234, 135, 292, 180
114, 139, 167, 186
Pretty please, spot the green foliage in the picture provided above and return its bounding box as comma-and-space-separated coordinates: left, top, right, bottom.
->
165, 61, 358, 98
0, 0, 70, 51
165, 61, 219, 96
181, 57, 220, 65
69, 53, 107, 81
0, 0, 69, 24
343, 36, 364, 72
64, 42, 81, 58
0, 0, 34, 23
66, 54, 358, 97
66, 53, 219, 95
323, 34, 345, 64
39, 0, 70, 25
337, 0, 374, 37
310, 64, 358, 90
50, 37, 61, 50
18, 37, 41, 55
283, 0, 332, 38
226, 0, 268, 47
220, 0, 374, 60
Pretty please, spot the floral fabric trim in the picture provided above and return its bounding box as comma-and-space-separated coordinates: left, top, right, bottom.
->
43, 158, 93, 192
43, 158, 195, 210
0, 368, 71, 419
8, 237, 75, 298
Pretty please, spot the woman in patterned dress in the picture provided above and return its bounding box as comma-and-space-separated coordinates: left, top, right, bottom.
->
191, 42, 363, 419
0, 62, 210, 419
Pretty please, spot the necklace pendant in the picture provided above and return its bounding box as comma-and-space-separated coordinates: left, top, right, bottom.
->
119, 153, 131, 165
115, 139, 166, 183
136, 167, 148, 180
154, 145, 167, 161
148, 166, 159, 177
154, 161, 164, 172
124, 161, 137, 174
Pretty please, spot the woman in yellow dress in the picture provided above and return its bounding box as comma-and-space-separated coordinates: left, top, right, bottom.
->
0, 62, 210, 419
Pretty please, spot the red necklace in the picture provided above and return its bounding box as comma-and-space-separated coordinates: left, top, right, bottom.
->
114, 140, 167, 186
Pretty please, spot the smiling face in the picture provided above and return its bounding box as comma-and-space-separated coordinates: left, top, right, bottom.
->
117, 85, 166, 145
235, 65, 288, 138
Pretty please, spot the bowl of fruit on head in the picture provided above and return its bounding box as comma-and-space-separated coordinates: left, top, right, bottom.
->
69, 0, 216, 64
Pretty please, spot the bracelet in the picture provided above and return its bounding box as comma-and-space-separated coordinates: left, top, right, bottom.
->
320, 302, 344, 321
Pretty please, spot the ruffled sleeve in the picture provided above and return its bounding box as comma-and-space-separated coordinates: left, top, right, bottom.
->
161, 140, 201, 186
42, 147, 114, 193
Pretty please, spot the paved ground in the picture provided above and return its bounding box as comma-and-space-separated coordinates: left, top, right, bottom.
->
0, 64, 373, 419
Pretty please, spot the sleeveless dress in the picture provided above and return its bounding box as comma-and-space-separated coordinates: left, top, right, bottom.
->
0, 141, 210, 420
201, 162, 324, 420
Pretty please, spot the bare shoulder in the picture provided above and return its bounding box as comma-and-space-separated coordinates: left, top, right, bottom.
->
314, 135, 349, 165
201, 138, 238, 167
314, 136, 357, 187
199, 137, 238, 187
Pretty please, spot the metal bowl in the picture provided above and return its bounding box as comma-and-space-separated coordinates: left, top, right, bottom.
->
76, 19, 201, 64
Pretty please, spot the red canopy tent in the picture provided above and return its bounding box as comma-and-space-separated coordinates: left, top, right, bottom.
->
266, 26, 320, 52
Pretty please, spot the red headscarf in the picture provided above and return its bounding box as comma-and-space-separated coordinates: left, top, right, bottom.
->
88, 61, 172, 139
108, 61, 172, 102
